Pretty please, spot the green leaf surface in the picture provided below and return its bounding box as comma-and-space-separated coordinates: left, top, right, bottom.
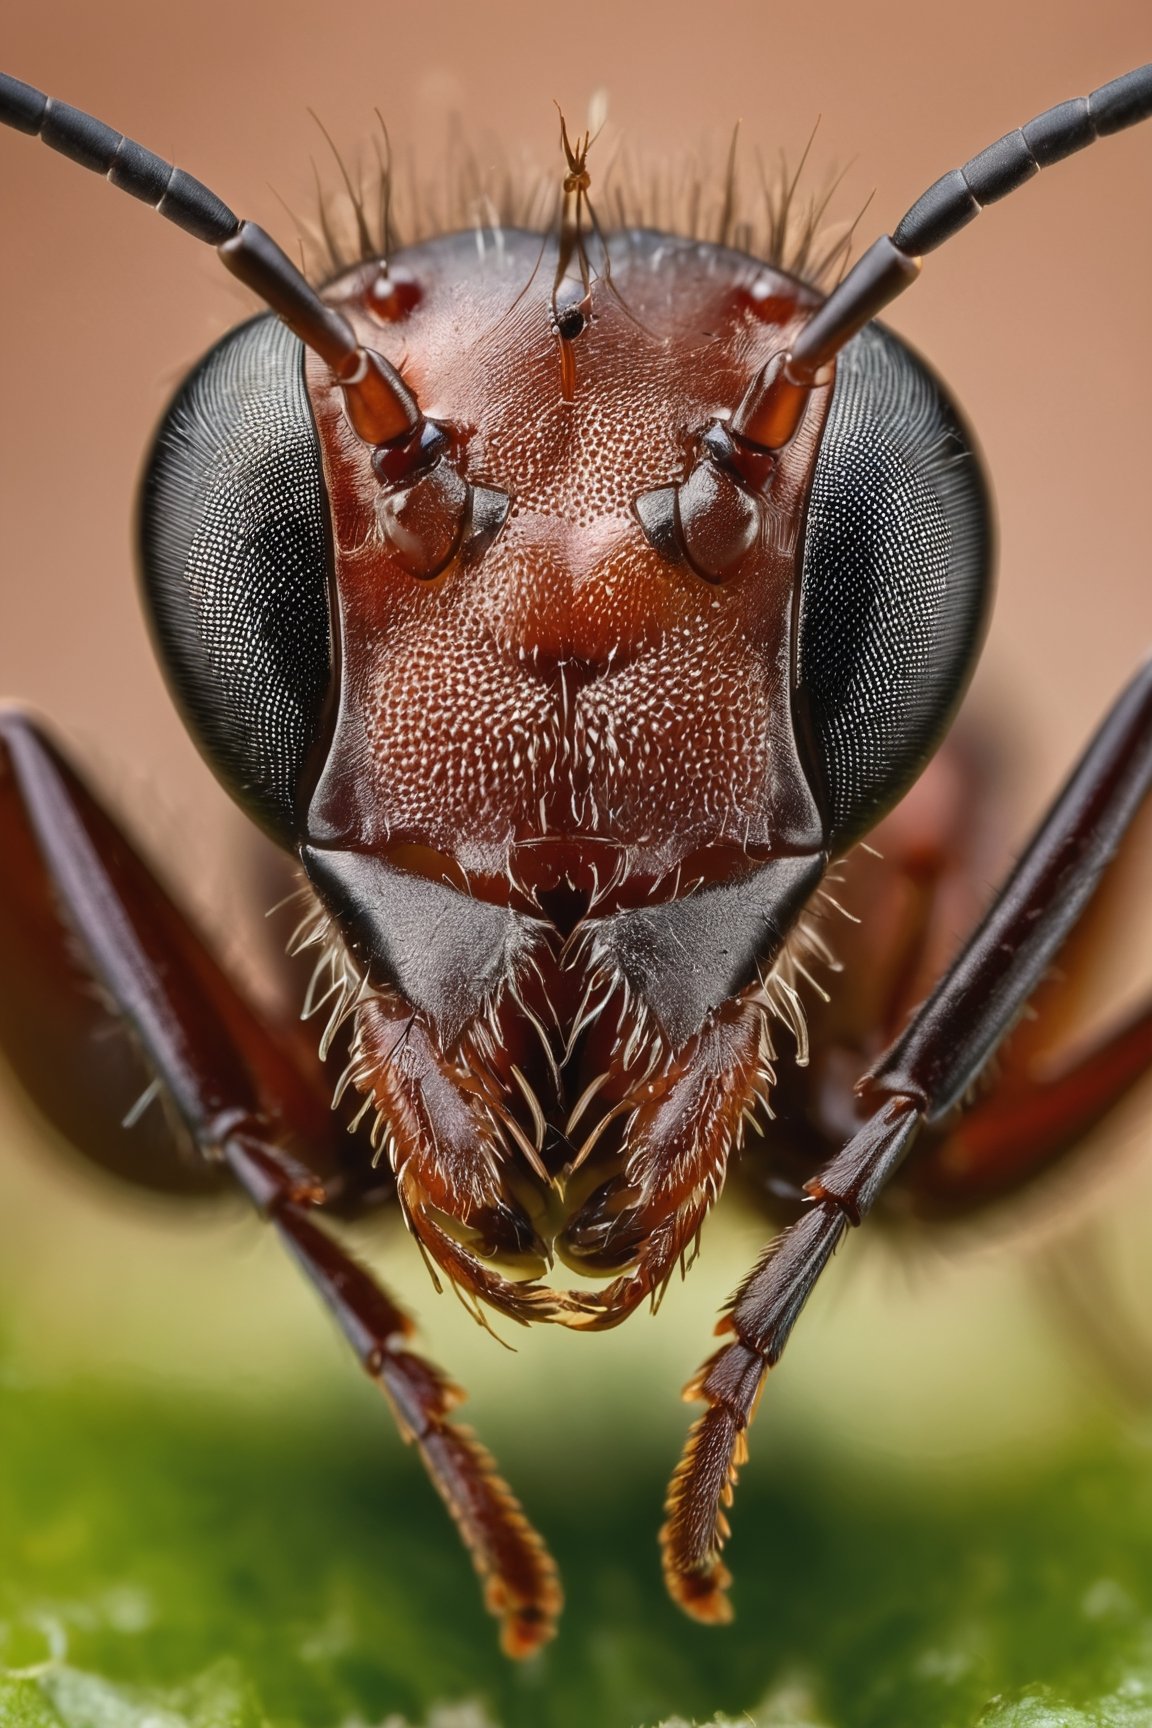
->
2, 1379, 1152, 1728
3, 1088, 1152, 1728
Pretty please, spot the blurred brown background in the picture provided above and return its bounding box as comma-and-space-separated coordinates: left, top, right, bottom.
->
0, 0, 1150, 1462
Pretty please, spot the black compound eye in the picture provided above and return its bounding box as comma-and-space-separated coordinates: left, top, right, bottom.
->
797, 323, 993, 852
138, 315, 332, 846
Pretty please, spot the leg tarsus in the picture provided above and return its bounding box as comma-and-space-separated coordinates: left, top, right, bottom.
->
660, 1192, 858, 1616
273, 1200, 563, 1656
661, 1402, 742, 1623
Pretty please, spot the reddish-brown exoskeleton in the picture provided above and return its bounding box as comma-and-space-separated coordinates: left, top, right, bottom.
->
1, 66, 1151, 1655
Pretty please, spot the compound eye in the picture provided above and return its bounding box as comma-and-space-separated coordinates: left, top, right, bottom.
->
139, 314, 332, 846
797, 324, 993, 852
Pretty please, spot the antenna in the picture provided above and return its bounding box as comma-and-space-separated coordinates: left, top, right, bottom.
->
0, 73, 421, 447
734, 63, 1152, 453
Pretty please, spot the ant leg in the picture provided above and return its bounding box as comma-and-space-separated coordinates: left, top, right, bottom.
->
662, 656, 1152, 1622
0, 707, 338, 1189
771, 723, 1149, 1198
763, 726, 1003, 1188
906, 992, 1152, 1213
0, 708, 561, 1655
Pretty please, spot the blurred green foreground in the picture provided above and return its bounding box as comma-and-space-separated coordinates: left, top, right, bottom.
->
3, 1381, 1152, 1728
1, 1090, 1152, 1728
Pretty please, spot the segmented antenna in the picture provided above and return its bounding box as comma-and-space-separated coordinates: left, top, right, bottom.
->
0, 72, 421, 447
735, 62, 1152, 453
